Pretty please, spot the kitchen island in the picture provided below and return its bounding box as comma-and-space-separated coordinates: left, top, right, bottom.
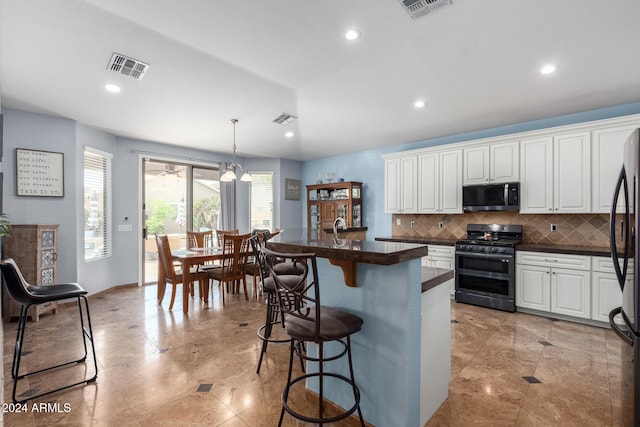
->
266, 229, 452, 427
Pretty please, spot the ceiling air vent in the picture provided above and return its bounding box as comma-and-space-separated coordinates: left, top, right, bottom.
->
399, 0, 452, 19
273, 113, 298, 126
107, 52, 149, 80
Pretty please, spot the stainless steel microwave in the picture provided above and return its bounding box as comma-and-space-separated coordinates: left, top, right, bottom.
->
462, 182, 519, 211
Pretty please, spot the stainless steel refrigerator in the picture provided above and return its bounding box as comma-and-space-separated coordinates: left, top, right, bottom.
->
610, 128, 640, 427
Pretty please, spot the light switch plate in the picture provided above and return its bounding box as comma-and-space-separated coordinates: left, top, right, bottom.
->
396, 218, 401, 225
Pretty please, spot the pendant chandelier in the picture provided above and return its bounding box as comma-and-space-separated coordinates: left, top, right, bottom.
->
220, 119, 252, 182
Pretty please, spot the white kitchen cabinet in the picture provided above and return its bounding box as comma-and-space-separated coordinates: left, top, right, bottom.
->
591, 256, 627, 324
554, 131, 591, 213
422, 245, 455, 295
516, 264, 550, 311
463, 141, 519, 185
418, 149, 462, 214
591, 125, 638, 213
516, 251, 591, 319
384, 155, 418, 213
520, 131, 590, 213
551, 268, 590, 319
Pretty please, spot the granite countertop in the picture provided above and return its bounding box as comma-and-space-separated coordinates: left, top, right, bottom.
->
422, 267, 454, 293
376, 236, 613, 257
375, 236, 456, 246
267, 228, 427, 265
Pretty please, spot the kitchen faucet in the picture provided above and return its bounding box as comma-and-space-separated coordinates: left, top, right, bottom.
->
333, 217, 347, 239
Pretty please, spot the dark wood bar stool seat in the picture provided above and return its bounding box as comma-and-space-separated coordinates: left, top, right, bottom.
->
262, 247, 365, 426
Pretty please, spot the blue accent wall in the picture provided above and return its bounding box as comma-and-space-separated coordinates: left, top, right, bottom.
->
302, 102, 640, 240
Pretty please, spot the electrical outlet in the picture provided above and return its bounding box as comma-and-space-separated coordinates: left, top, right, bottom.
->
438, 222, 444, 229
551, 224, 558, 232
410, 221, 416, 227
396, 218, 401, 225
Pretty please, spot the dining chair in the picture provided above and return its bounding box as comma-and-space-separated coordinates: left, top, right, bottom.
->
186, 230, 214, 249
0, 258, 98, 404
208, 233, 251, 305
186, 230, 218, 277
214, 229, 239, 247
155, 235, 209, 309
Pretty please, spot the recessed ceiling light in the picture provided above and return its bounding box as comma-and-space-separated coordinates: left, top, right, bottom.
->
105, 84, 121, 93
414, 99, 426, 108
345, 29, 360, 41
540, 64, 558, 75
285, 131, 294, 138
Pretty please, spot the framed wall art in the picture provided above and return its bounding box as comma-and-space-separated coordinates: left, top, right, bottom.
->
16, 148, 65, 197
285, 178, 301, 200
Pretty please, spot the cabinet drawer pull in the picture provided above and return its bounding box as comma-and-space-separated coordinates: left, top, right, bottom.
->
544, 258, 558, 262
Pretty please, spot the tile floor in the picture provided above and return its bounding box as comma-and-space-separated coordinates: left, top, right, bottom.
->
0, 284, 626, 426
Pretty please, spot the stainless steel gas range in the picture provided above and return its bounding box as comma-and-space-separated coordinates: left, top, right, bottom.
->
454, 224, 522, 312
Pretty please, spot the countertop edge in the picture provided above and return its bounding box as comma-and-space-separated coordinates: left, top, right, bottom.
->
266, 240, 427, 265
422, 267, 454, 293
376, 237, 456, 246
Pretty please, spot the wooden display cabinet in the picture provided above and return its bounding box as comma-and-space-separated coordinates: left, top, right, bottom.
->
3, 224, 59, 322
307, 181, 363, 239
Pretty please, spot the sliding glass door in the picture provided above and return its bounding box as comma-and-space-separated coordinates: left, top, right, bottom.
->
142, 160, 219, 285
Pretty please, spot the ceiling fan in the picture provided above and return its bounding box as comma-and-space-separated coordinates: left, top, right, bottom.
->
160, 164, 181, 176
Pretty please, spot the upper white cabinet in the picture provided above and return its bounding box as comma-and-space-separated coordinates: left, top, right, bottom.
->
463, 141, 519, 185
382, 114, 640, 216
384, 155, 418, 213
520, 131, 591, 213
591, 125, 637, 213
418, 149, 462, 214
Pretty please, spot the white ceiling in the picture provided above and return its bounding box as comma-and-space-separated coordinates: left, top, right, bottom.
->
1, 0, 640, 161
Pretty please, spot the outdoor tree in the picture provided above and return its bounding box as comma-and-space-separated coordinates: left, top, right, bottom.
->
193, 196, 220, 231
146, 199, 176, 235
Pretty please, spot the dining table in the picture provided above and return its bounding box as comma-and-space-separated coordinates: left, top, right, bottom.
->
157, 246, 226, 314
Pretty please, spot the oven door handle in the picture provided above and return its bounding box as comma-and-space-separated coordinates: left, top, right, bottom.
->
456, 252, 513, 261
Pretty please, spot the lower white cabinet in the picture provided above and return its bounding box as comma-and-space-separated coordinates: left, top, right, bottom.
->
516, 252, 591, 320
591, 256, 626, 324
422, 245, 455, 295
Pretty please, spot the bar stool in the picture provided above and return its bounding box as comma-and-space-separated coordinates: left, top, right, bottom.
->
0, 258, 98, 404
262, 247, 365, 426
250, 234, 304, 374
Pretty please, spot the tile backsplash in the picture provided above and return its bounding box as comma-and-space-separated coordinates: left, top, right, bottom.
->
392, 212, 619, 247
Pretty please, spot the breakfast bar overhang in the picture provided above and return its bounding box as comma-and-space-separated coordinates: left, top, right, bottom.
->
266, 229, 452, 427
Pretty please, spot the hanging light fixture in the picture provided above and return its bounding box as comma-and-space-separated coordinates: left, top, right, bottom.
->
220, 119, 252, 182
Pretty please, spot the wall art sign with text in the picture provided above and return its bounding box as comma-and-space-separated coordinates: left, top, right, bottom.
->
16, 148, 65, 197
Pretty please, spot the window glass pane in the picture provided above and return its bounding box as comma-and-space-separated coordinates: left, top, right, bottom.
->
250, 172, 273, 231
192, 167, 220, 231
84, 150, 112, 261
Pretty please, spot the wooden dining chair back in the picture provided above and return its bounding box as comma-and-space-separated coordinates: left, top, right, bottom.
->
214, 229, 239, 247
186, 230, 214, 248
155, 235, 208, 310
208, 233, 250, 305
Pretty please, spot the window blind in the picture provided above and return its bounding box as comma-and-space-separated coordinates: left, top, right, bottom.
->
250, 172, 273, 231
84, 149, 112, 261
